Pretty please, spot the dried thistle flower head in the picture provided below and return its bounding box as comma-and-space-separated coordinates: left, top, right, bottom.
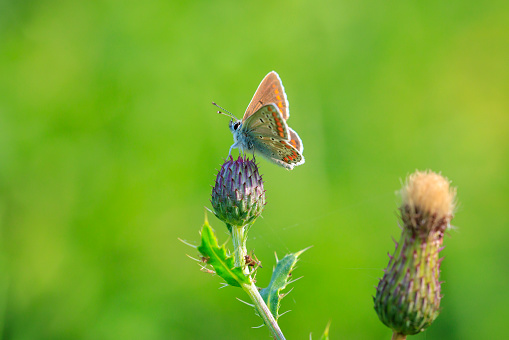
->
400, 170, 456, 234
374, 170, 457, 336
211, 155, 266, 228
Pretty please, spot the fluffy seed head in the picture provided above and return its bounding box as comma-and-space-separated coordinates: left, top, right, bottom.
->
400, 170, 456, 236
401, 170, 456, 220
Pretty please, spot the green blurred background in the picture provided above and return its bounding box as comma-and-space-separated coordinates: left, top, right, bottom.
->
1, 0, 508, 339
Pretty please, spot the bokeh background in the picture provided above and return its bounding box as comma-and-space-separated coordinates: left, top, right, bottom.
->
1, 0, 508, 339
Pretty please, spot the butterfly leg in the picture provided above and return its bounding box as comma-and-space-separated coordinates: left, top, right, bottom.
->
228, 142, 238, 157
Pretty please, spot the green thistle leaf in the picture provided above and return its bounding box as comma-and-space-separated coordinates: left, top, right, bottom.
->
197, 218, 249, 287
260, 248, 308, 319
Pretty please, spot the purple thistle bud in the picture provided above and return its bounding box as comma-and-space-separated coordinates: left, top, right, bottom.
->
211, 155, 266, 228
374, 171, 457, 336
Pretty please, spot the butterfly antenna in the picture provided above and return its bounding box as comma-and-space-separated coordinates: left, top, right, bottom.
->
212, 102, 239, 120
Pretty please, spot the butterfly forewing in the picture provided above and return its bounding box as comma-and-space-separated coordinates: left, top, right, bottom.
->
241, 105, 304, 170
243, 104, 289, 140
243, 71, 289, 121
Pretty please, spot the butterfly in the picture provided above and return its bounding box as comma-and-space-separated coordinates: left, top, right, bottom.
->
214, 71, 305, 170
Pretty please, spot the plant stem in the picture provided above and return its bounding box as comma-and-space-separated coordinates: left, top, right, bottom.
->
231, 226, 248, 273
391, 331, 407, 340
242, 282, 286, 340
231, 225, 286, 340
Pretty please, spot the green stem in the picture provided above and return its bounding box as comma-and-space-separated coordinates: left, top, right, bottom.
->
231, 226, 248, 273
391, 331, 407, 340
242, 282, 286, 340
231, 225, 286, 340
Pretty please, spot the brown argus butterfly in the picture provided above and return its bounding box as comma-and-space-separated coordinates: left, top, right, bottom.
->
215, 71, 304, 170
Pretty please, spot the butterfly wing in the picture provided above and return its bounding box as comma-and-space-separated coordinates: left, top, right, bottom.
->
243, 71, 290, 121
254, 137, 305, 170
243, 104, 289, 140
241, 104, 304, 170
288, 127, 304, 153
244, 105, 304, 154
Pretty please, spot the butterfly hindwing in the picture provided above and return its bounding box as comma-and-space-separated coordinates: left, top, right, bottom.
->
243, 71, 289, 121
288, 127, 304, 153
253, 137, 304, 170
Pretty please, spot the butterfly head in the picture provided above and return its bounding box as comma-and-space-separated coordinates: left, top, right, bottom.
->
229, 120, 242, 133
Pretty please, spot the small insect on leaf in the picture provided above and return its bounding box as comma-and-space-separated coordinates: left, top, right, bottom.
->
245, 252, 262, 269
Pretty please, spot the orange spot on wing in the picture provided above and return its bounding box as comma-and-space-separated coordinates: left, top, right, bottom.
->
276, 121, 282, 127
275, 89, 279, 94
277, 127, 283, 132
279, 132, 285, 137
276, 95, 281, 100
283, 157, 289, 162
278, 102, 283, 108
291, 139, 297, 147
267, 106, 272, 111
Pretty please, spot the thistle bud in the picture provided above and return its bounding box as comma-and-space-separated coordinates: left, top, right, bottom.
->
211, 156, 266, 228
374, 170, 457, 337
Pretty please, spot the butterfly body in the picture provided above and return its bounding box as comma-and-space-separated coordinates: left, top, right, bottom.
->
227, 71, 305, 170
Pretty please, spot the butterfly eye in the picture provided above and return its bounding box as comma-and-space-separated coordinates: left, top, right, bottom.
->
234, 122, 241, 130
